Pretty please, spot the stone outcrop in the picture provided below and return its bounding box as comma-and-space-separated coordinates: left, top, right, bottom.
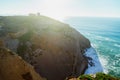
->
0, 46, 45, 80
0, 16, 91, 80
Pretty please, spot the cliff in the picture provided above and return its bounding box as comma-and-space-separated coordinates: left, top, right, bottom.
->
0, 46, 45, 80
0, 15, 91, 80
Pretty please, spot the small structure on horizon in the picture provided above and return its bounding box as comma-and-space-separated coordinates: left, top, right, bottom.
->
29, 12, 40, 16
37, 12, 40, 16
29, 13, 36, 16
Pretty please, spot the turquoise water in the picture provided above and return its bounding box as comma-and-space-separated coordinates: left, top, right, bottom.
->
64, 17, 120, 77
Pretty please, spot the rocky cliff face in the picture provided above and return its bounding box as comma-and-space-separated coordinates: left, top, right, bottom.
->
0, 16, 91, 80
0, 46, 45, 80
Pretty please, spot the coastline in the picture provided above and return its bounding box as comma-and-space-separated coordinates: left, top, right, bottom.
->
84, 47, 103, 74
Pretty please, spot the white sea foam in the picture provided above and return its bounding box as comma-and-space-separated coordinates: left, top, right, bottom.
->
84, 47, 103, 74
114, 44, 120, 48
94, 35, 116, 42
99, 55, 109, 74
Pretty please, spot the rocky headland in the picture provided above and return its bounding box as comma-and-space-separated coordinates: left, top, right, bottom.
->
0, 15, 119, 80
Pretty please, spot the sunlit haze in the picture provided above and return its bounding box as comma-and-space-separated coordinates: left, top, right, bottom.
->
0, 0, 120, 20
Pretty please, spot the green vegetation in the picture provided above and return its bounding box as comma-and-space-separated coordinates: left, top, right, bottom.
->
0, 15, 66, 58
17, 30, 33, 57
79, 74, 94, 80
17, 43, 27, 57
18, 30, 33, 42
78, 73, 120, 80
0, 15, 65, 32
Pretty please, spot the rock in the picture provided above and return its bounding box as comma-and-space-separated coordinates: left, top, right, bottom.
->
0, 47, 45, 80
0, 16, 91, 80
0, 39, 4, 47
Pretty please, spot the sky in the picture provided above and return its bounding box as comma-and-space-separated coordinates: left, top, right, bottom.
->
0, 0, 120, 20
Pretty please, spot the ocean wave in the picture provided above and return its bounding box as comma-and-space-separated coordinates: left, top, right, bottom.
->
99, 55, 109, 74
114, 44, 120, 48
81, 32, 117, 43
94, 35, 116, 42
84, 47, 103, 74
65, 17, 120, 77
100, 53, 120, 76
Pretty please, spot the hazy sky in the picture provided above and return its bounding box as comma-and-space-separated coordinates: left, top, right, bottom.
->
0, 0, 120, 20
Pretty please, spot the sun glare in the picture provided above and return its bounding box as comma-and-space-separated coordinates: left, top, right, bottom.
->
41, 0, 70, 21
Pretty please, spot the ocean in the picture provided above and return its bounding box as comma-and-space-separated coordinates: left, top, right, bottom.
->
64, 17, 120, 77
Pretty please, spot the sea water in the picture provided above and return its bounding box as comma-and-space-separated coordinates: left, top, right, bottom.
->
64, 17, 120, 77
84, 47, 103, 74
